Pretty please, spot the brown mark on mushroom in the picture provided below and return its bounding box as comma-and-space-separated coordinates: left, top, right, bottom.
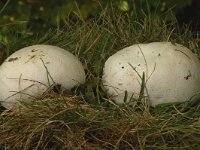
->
8, 57, 18, 62
184, 70, 192, 80
25, 55, 36, 63
31, 49, 38, 52
158, 53, 161, 56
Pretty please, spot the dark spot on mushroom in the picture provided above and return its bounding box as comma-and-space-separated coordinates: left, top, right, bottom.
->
122, 66, 124, 69
45, 62, 50, 64
8, 57, 18, 62
138, 64, 140, 66
158, 53, 161, 56
184, 71, 192, 80
184, 75, 191, 80
52, 84, 62, 93
25, 55, 36, 63
31, 49, 38, 52
118, 83, 123, 86
30, 55, 36, 59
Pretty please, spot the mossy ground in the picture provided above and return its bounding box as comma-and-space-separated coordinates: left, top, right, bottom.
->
0, 6, 200, 150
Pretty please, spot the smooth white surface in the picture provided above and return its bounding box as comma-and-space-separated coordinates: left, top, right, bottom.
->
102, 42, 200, 106
0, 45, 85, 109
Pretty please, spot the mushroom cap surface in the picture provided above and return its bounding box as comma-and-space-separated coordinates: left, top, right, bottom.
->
0, 45, 85, 109
102, 42, 200, 106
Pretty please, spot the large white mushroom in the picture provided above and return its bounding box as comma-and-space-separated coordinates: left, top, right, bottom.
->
0, 45, 85, 109
102, 42, 200, 106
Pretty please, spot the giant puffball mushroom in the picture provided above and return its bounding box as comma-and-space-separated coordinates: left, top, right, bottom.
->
102, 42, 200, 106
0, 45, 86, 109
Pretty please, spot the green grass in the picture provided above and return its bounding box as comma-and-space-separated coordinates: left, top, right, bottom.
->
0, 7, 200, 150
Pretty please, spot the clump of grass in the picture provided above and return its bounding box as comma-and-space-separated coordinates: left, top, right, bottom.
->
0, 95, 200, 149
0, 5, 200, 150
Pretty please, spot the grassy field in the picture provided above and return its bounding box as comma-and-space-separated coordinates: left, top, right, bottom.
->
0, 6, 200, 150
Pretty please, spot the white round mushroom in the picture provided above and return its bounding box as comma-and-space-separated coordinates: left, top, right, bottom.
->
0, 45, 85, 109
102, 42, 200, 106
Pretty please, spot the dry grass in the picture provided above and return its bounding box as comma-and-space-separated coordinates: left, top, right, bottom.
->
0, 95, 200, 149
